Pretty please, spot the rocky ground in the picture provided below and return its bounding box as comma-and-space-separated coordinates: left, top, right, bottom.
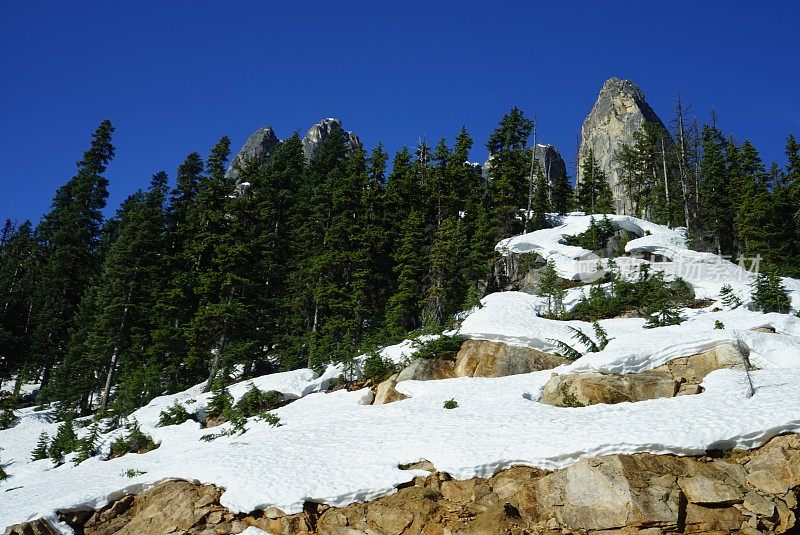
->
7, 433, 799, 535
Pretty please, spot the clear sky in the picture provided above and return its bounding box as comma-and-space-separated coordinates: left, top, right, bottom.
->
1, 1, 798, 224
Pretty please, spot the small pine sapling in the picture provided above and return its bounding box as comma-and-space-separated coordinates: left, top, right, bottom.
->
719, 284, 741, 309
714, 320, 725, 330
443, 398, 458, 409
158, 401, 192, 427
31, 431, 50, 461
206, 378, 234, 421
48, 418, 78, 465
74, 423, 101, 465
256, 412, 282, 427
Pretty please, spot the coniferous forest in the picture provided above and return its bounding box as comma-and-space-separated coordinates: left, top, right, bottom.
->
1, 104, 799, 420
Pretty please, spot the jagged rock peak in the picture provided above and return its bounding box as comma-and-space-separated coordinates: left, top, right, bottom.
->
302, 118, 361, 162
225, 125, 280, 182
577, 77, 669, 215
533, 143, 567, 183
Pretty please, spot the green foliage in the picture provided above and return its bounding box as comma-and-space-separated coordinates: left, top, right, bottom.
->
48, 418, 78, 464
714, 320, 725, 330
109, 421, 158, 458
31, 431, 50, 461
158, 401, 193, 427
537, 259, 566, 318
235, 384, 285, 417
443, 398, 458, 409
0, 405, 17, 430
560, 385, 585, 408
576, 150, 614, 214
362, 352, 398, 382
256, 411, 282, 427
123, 468, 146, 478
548, 322, 609, 360
719, 284, 742, 309
750, 272, 791, 313
571, 267, 693, 323
414, 335, 466, 360
206, 378, 234, 421
563, 216, 616, 253
74, 423, 100, 465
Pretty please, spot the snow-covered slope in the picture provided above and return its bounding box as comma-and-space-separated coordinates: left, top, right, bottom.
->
2, 213, 800, 530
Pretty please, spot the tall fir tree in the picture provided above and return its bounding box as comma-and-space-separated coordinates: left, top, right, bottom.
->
576, 150, 614, 214
30, 120, 115, 389
486, 107, 534, 238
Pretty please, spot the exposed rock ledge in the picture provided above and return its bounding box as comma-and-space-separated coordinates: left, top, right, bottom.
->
540, 342, 744, 407
7, 434, 800, 535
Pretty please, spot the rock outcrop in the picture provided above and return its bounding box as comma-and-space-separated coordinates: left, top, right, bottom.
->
541, 342, 744, 406
13, 434, 799, 535
374, 340, 564, 405
454, 339, 565, 378
489, 251, 547, 293
225, 126, 280, 183
533, 143, 568, 196
577, 77, 670, 214
302, 118, 361, 162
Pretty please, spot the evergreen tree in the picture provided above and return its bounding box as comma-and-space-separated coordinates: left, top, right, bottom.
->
537, 259, 565, 318
0, 220, 37, 395
422, 216, 465, 328
49, 172, 168, 413
31, 431, 50, 461
252, 135, 306, 371
30, 120, 115, 389
486, 107, 534, 238
577, 150, 614, 214
750, 272, 790, 313
48, 417, 77, 464
148, 154, 205, 392
697, 124, 734, 255
719, 284, 742, 309
385, 211, 426, 336
74, 422, 100, 464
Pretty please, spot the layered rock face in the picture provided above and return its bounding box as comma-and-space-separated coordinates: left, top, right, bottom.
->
302, 118, 361, 162
541, 342, 743, 407
225, 126, 279, 183
577, 77, 669, 214
13, 434, 799, 534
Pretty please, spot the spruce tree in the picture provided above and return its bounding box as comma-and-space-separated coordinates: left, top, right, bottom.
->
385, 211, 426, 336
31, 431, 50, 461
719, 284, 742, 309
697, 124, 734, 255
30, 120, 115, 389
486, 107, 534, 238
48, 417, 78, 464
74, 422, 100, 464
538, 259, 565, 318
577, 150, 613, 214
750, 272, 790, 313
0, 220, 37, 396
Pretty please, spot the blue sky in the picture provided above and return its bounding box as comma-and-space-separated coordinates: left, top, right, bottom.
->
1, 1, 798, 223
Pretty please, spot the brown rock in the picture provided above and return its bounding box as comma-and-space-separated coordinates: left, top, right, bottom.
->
678, 475, 743, 505
395, 358, 454, 382
11, 434, 800, 535
539, 370, 678, 406
372, 374, 407, 405
454, 339, 565, 378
